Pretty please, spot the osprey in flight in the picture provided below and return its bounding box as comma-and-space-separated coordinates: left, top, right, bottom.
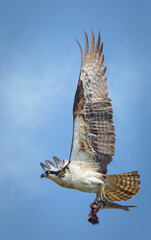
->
40, 30, 140, 223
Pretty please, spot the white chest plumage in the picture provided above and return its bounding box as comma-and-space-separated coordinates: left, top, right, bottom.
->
51, 161, 104, 194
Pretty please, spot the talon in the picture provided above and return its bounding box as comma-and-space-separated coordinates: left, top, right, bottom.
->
106, 193, 109, 200
90, 202, 95, 208
101, 192, 108, 202
90, 201, 98, 208
90, 193, 100, 208
100, 186, 109, 202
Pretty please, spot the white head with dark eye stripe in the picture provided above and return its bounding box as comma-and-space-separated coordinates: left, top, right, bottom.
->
40, 169, 60, 178
40, 156, 69, 179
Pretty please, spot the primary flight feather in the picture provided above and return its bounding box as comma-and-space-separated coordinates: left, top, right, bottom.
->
40, 30, 140, 221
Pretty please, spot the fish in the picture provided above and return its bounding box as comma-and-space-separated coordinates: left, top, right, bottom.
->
87, 200, 136, 225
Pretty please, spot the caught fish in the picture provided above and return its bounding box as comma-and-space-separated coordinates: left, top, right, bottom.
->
87, 200, 136, 225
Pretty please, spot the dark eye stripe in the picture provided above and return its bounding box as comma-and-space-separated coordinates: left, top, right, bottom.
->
46, 170, 59, 175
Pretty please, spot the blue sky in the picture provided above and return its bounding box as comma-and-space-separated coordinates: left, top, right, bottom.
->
0, 0, 150, 239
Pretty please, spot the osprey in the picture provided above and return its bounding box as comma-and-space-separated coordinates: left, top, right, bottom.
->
40, 30, 140, 219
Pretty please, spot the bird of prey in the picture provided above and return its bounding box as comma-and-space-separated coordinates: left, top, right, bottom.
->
40, 30, 140, 221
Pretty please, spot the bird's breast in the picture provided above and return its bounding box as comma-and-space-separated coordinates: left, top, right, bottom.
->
55, 163, 105, 193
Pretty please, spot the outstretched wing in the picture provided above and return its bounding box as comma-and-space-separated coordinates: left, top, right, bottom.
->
69, 30, 116, 174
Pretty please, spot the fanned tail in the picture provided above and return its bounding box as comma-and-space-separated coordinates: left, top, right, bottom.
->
105, 171, 141, 201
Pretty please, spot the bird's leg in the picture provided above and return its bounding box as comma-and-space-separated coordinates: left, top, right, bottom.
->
100, 184, 109, 202
89, 193, 100, 208
88, 184, 110, 225
94, 193, 100, 202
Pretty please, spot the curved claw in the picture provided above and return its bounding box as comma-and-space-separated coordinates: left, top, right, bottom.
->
100, 191, 109, 202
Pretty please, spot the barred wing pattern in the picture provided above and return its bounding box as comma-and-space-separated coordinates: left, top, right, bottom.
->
70, 30, 116, 174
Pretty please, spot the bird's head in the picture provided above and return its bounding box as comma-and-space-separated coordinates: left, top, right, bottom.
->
40, 156, 69, 180
40, 169, 60, 180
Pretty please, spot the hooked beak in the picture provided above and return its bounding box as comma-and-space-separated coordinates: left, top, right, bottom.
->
41, 173, 46, 178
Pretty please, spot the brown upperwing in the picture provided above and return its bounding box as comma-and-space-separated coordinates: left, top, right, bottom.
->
70, 30, 116, 174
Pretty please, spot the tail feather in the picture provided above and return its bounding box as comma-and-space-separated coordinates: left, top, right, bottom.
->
105, 171, 141, 201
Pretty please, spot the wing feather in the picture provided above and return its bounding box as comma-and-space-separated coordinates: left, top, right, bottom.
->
95, 32, 101, 53
70, 30, 116, 174
84, 31, 89, 59
90, 29, 95, 56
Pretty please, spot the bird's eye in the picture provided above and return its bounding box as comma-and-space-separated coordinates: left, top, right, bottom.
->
46, 170, 51, 175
